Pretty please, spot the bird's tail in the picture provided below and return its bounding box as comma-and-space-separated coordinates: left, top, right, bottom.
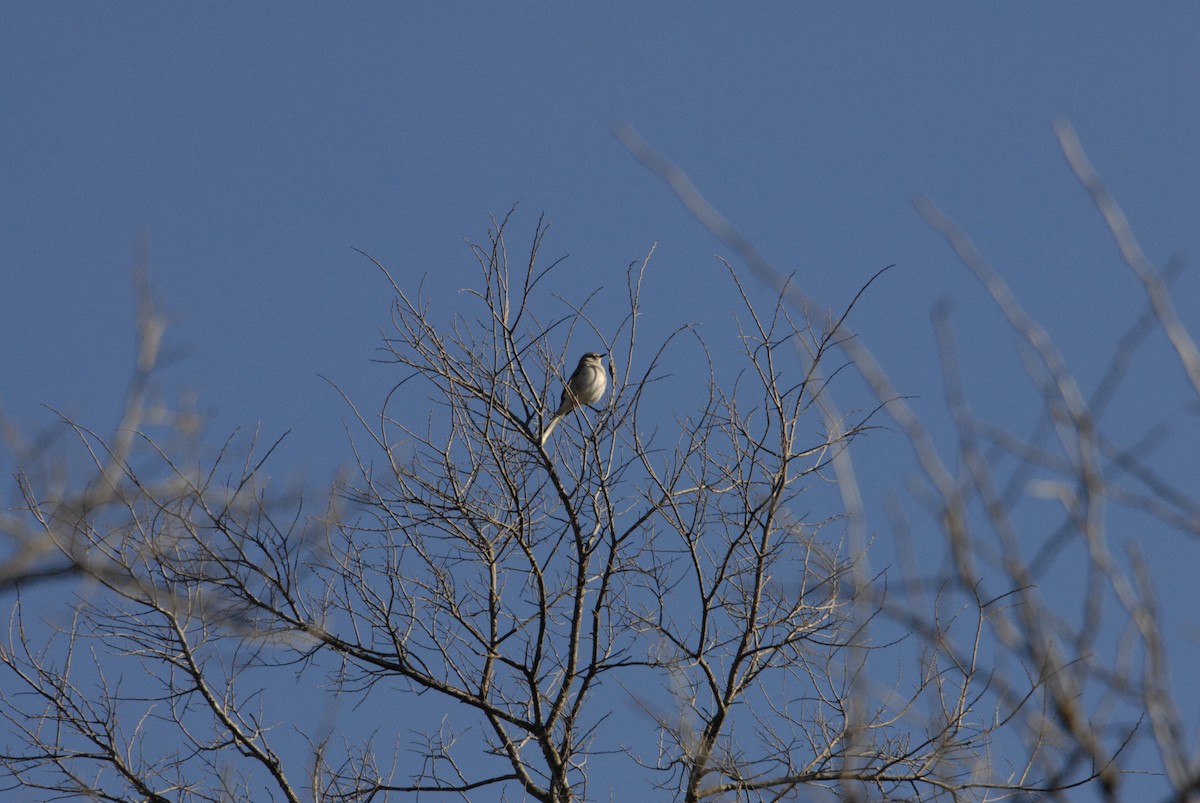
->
539, 415, 561, 446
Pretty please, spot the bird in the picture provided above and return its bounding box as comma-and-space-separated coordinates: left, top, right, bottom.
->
539, 352, 608, 446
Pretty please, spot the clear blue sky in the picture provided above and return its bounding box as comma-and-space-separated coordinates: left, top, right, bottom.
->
3, 4, 1199, 800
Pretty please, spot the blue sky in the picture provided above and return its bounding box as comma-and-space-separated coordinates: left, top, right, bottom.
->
3, 4, 1199, 799
5, 4, 1196, 461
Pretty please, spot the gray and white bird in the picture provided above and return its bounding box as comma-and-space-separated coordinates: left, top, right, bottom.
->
539, 352, 608, 445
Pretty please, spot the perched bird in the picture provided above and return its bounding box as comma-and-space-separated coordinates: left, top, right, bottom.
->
540, 352, 608, 445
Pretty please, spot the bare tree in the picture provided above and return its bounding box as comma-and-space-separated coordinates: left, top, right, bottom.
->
4, 141, 1168, 799
315, 215, 971, 800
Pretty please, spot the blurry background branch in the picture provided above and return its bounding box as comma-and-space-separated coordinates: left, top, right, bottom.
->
618, 120, 1198, 800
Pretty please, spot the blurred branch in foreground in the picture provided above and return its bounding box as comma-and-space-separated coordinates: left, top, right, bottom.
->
618, 119, 1200, 801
